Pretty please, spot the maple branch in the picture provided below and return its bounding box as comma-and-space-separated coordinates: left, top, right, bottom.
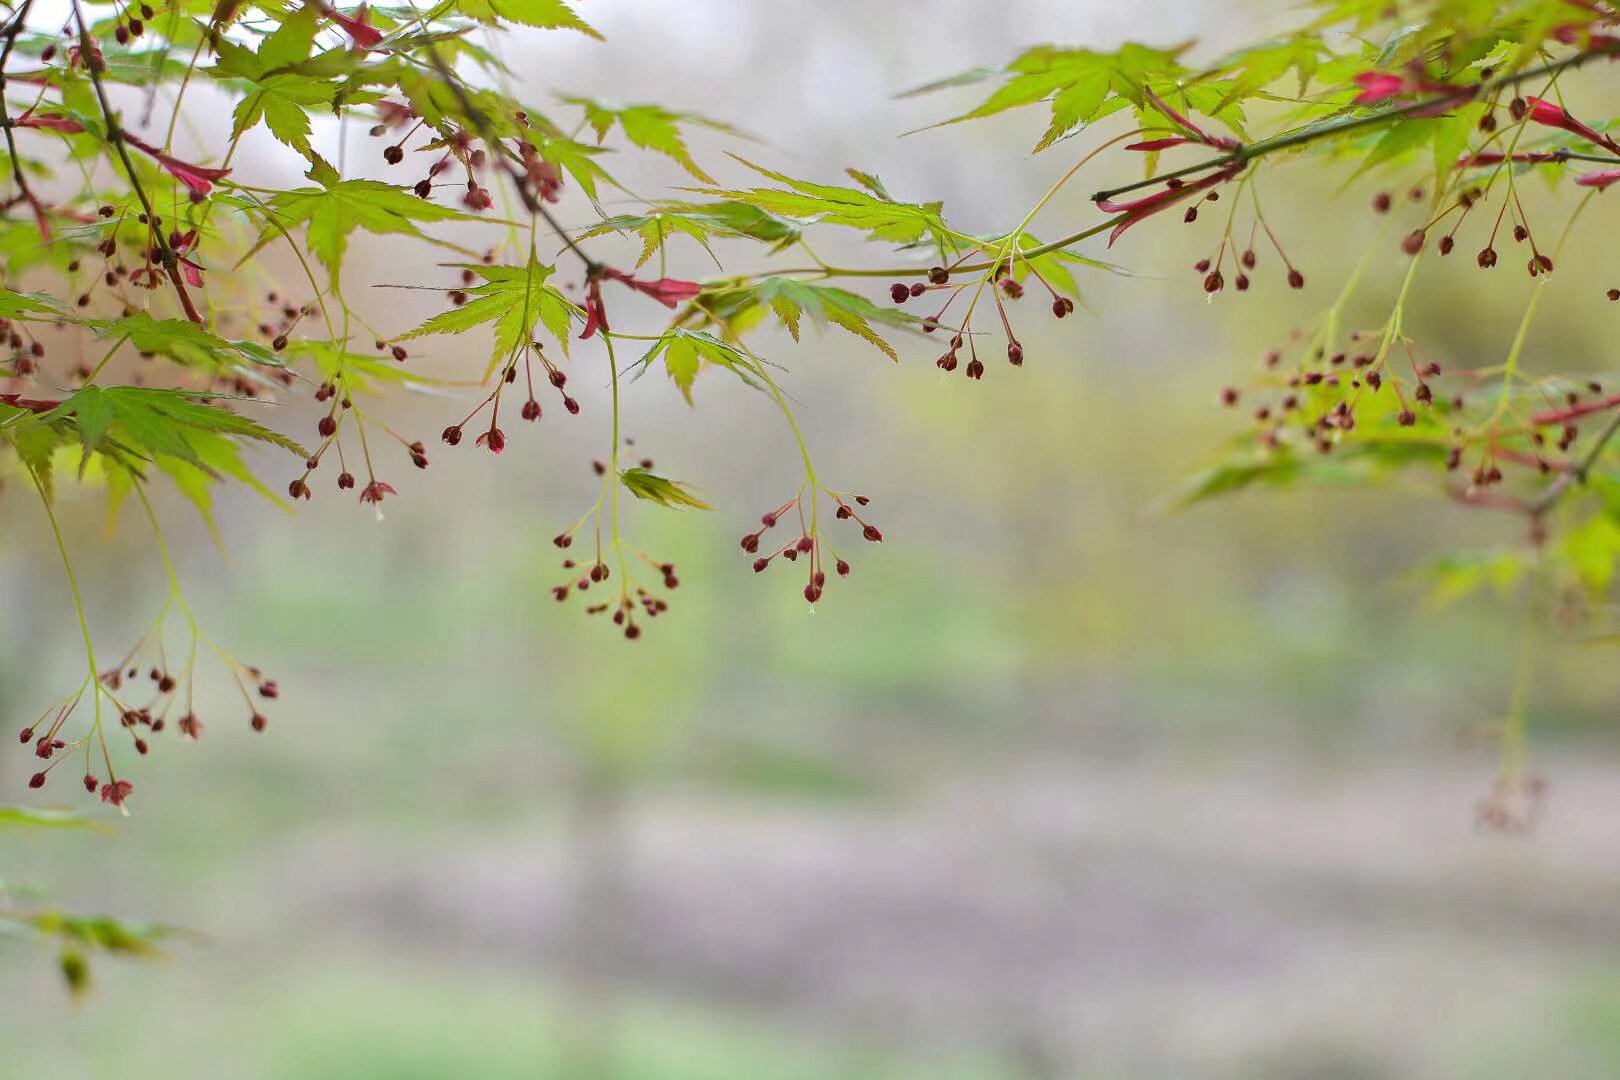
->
0, 0, 43, 230
71, 0, 204, 325
421, 43, 601, 275
1529, 405, 1620, 516
1091, 48, 1607, 206
751, 214, 1126, 282
1532, 392, 1620, 426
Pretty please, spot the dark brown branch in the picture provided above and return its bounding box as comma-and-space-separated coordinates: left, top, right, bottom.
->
421, 43, 601, 275
70, 0, 204, 324
1530, 406, 1620, 516
1091, 48, 1608, 205
0, 0, 44, 231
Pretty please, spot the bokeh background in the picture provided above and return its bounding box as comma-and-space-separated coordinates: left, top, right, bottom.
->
6, 1, 1620, 1076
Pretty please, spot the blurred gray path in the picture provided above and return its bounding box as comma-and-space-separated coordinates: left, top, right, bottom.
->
260, 755, 1620, 1078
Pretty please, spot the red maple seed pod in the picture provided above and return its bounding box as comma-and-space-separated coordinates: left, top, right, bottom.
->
1438, 235, 1454, 256
804, 584, 822, 603
391, 345, 408, 361
554, 533, 573, 548
412, 452, 429, 469
384, 145, 404, 165
1607, 289, 1619, 301
18, 727, 32, 744
740, 533, 760, 553
1194, 259, 1211, 273
1513, 224, 1528, 243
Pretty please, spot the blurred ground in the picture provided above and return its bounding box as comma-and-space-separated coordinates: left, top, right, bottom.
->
6, 1, 1620, 1077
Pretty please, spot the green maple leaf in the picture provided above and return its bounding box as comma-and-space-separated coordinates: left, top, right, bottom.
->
620, 466, 713, 510
701, 158, 955, 252
40, 386, 304, 465
0, 287, 63, 319
633, 328, 761, 404
87, 313, 283, 374
521, 131, 616, 201
578, 201, 801, 265
452, 0, 600, 36
691, 278, 920, 362
904, 43, 1251, 152
32, 387, 302, 523
562, 96, 746, 182
255, 177, 474, 287
396, 259, 578, 378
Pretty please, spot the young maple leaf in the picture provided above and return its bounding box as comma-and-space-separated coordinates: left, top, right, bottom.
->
122, 133, 231, 196
395, 259, 577, 378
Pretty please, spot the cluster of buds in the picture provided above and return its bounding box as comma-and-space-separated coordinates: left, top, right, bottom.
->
1188, 195, 1306, 296
288, 371, 425, 507
740, 489, 880, 604
547, 546, 678, 640
371, 106, 497, 211
1231, 324, 1455, 459
441, 339, 577, 455
546, 443, 680, 640
0, 318, 47, 377
18, 636, 277, 808
900, 255, 1075, 380
1475, 771, 1547, 834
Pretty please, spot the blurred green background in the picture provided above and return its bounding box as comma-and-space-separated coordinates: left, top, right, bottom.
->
6, 2, 1620, 1077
